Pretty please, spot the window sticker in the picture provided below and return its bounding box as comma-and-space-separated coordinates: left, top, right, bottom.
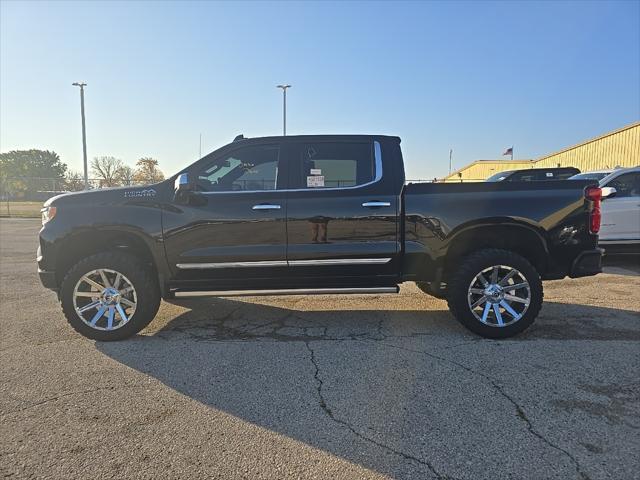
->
310, 168, 322, 175
307, 175, 325, 188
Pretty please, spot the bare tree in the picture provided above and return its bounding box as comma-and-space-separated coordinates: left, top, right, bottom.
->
116, 165, 136, 186
64, 170, 85, 191
134, 157, 165, 184
91, 156, 124, 187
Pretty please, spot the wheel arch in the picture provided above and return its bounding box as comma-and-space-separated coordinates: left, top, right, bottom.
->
443, 221, 549, 282
54, 228, 162, 288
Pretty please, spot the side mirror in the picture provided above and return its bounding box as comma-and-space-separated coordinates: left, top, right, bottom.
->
174, 173, 207, 206
601, 186, 617, 199
175, 173, 191, 193
174, 173, 201, 205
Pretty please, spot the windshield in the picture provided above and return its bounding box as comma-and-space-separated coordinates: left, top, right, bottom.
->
485, 171, 513, 182
569, 172, 610, 181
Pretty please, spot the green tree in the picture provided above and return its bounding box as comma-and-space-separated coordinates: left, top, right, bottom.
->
0, 149, 67, 198
134, 157, 165, 184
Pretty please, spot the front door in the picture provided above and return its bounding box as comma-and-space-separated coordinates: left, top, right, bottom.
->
601, 172, 640, 242
284, 139, 400, 285
162, 142, 288, 286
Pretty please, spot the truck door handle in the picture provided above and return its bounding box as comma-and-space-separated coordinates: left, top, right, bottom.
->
362, 201, 391, 208
252, 204, 281, 210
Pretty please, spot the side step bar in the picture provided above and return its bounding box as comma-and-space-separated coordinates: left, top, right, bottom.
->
174, 286, 399, 298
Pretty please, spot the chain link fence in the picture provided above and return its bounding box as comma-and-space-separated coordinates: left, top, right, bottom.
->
0, 177, 152, 217
0, 177, 151, 200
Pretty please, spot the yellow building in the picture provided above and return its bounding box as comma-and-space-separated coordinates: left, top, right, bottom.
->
443, 121, 640, 182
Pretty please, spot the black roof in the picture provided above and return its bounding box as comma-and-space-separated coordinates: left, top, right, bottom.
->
232, 134, 401, 143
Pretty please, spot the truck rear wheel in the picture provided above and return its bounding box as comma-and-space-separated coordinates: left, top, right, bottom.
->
447, 249, 543, 339
60, 252, 160, 341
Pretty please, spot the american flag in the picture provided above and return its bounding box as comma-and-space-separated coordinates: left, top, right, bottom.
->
503, 147, 513, 156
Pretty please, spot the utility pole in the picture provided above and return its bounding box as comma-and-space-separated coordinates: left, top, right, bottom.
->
72, 82, 89, 189
276, 84, 291, 135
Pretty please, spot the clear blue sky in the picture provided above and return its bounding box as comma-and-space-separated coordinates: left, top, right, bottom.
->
1, 0, 639, 179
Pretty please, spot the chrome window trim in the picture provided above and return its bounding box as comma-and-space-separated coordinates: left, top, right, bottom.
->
195, 140, 383, 195
176, 257, 392, 269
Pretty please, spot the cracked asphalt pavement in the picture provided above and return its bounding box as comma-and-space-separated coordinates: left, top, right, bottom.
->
1, 218, 639, 479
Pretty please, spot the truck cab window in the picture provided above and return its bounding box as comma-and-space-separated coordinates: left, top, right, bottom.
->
197, 145, 280, 192
299, 142, 374, 189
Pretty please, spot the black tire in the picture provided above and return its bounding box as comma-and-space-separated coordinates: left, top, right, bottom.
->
60, 252, 161, 341
447, 249, 543, 339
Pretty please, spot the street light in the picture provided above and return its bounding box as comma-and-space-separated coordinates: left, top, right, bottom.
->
72, 82, 89, 189
276, 84, 291, 136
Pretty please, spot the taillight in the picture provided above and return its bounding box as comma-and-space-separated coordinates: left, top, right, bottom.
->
585, 186, 602, 234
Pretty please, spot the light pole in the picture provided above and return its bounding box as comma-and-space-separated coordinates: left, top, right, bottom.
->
72, 82, 89, 189
276, 84, 291, 135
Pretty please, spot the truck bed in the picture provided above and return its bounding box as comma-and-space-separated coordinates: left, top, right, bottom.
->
402, 179, 598, 281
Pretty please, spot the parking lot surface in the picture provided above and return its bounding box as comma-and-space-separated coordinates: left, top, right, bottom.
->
1, 218, 639, 480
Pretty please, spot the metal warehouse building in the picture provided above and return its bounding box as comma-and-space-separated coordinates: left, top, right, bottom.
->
443, 121, 640, 182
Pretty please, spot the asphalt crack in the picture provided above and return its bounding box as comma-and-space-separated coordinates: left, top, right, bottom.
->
303, 341, 453, 480
1, 385, 142, 417
376, 341, 591, 480
151, 302, 591, 479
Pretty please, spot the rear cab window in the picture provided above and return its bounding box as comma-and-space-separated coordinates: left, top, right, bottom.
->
291, 142, 375, 189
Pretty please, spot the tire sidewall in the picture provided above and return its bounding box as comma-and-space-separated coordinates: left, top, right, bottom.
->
61, 252, 160, 341
448, 250, 543, 339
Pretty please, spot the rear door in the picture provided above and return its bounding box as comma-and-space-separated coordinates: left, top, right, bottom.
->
601, 172, 640, 242
284, 138, 400, 284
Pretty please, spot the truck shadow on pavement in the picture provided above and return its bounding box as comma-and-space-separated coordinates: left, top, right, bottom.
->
147, 296, 463, 342
95, 297, 640, 479
129, 296, 640, 343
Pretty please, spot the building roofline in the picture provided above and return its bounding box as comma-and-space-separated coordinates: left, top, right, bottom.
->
536, 121, 640, 161
442, 121, 639, 180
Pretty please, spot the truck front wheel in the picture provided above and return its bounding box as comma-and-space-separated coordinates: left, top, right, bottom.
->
447, 249, 543, 339
60, 252, 161, 341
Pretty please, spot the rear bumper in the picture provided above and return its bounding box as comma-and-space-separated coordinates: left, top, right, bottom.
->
569, 248, 604, 278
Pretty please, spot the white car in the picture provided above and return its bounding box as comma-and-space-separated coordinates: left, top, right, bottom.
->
578, 167, 640, 249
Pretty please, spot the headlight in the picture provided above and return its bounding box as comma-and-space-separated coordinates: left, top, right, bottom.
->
41, 206, 57, 225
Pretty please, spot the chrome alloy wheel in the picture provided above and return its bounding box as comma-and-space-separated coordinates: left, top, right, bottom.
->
72, 268, 137, 331
467, 265, 531, 327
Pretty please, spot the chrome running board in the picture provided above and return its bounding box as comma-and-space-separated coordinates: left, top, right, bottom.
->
173, 286, 399, 298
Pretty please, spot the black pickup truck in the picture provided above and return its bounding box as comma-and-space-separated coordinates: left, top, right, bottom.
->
38, 134, 607, 341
